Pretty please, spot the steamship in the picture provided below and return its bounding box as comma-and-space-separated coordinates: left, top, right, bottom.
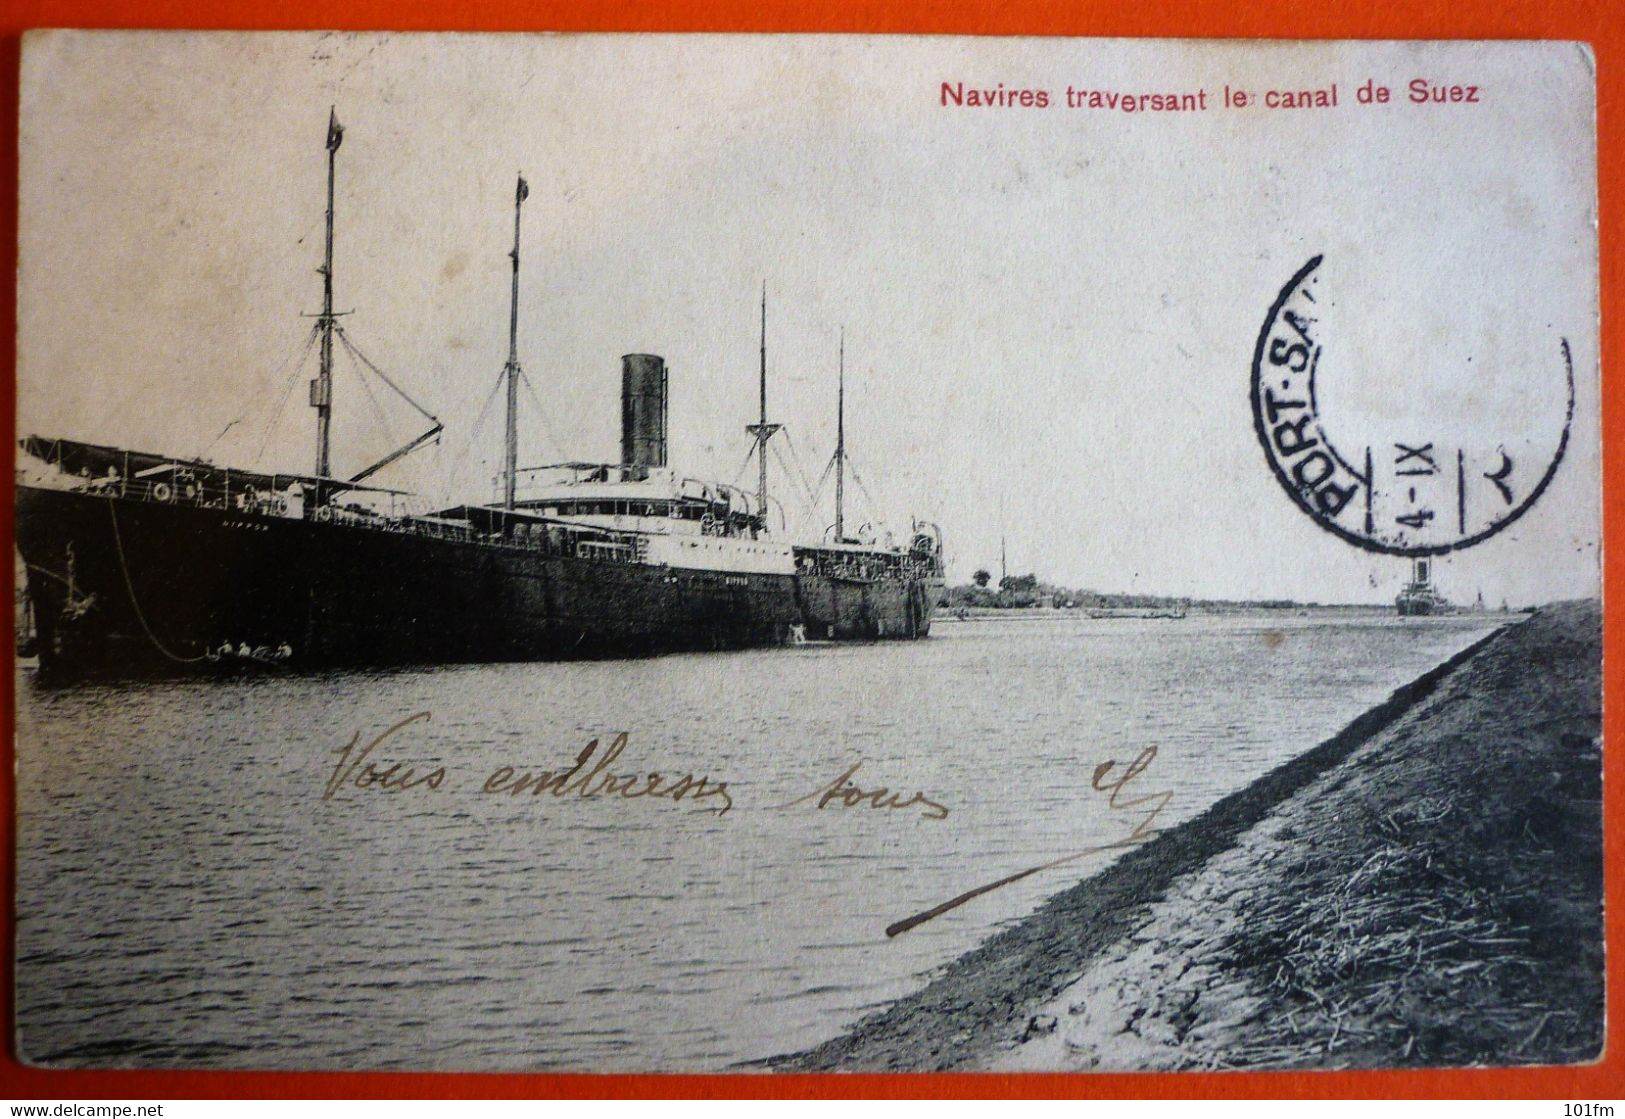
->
1395, 557, 1451, 616
14, 113, 943, 679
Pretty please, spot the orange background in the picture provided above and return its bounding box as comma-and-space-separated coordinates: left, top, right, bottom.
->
0, 0, 1618, 1101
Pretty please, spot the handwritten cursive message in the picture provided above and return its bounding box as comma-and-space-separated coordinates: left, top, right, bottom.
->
322, 711, 734, 815
482, 731, 734, 815
322, 713, 959, 823
772, 761, 949, 820
323, 711, 445, 799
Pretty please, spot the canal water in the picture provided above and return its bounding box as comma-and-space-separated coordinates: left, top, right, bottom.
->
14, 610, 1502, 1070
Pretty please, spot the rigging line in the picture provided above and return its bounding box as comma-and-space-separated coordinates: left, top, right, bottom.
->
808, 452, 837, 511
106, 499, 209, 664
341, 339, 403, 451
730, 444, 758, 489
335, 326, 433, 423
770, 440, 815, 512
516, 368, 569, 464
253, 324, 323, 463
768, 441, 802, 508
777, 428, 822, 508
199, 419, 242, 462
20, 562, 73, 589
845, 459, 887, 524
333, 326, 440, 424
441, 369, 508, 504
779, 427, 814, 491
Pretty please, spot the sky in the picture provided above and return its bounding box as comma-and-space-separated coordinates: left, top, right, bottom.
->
17, 33, 1601, 604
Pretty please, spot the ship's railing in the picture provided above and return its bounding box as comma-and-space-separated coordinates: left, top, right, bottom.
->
68, 468, 386, 522
794, 547, 944, 583
55, 467, 651, 563
50, 462, 926, 576
502, 520, 644, 564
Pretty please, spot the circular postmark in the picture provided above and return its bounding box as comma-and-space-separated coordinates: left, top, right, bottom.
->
1250, 255, 1574, 556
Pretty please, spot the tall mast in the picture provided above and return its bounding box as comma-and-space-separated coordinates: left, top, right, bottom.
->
745, 282, 780, 528
314, 108, 343, 478
503, 174, 529, 509
758, 284, 769, 515
835, 327, 846, 542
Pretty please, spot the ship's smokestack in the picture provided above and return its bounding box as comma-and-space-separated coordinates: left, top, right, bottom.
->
620, 353, 668, 473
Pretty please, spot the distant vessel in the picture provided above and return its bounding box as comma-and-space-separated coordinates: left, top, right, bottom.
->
1396, 557, 1451, 616
14, 112, 943, 679
1087, 606, 1187, 620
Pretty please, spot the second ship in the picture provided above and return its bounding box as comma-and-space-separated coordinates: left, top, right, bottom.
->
14, 112, 945, 678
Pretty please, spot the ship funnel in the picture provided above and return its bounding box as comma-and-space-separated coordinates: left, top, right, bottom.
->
620, 353, 668, 473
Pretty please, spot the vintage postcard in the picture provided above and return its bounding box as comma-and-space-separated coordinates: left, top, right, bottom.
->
12, 32, 1602, 1074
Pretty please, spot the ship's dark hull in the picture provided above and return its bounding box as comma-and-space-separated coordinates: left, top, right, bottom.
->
15, 485, 938, 679
794, 571, 939, 642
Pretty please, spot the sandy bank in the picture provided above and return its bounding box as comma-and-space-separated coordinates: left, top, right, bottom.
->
776, 602, 1602, 1071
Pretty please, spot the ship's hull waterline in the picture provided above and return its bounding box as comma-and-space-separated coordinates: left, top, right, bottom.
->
15, 485, 940, 680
